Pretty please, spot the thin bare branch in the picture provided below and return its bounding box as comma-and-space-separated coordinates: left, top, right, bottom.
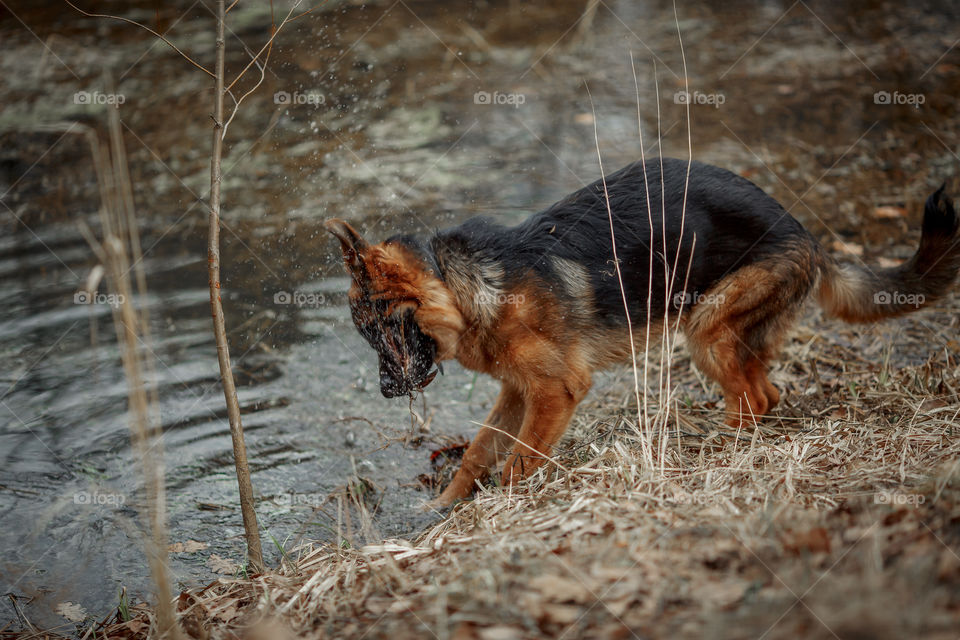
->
225, 0, 306, 92
63, 0, 215, 79
222, 6, 276, 138
584, 81, 648, 469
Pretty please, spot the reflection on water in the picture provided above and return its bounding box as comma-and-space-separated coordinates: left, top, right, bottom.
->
1, 0, 958, 630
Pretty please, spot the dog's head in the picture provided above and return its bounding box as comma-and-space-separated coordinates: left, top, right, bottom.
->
325, 219, 443, 398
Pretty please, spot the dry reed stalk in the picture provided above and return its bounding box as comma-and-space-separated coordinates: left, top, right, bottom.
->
77, 109, 183, 638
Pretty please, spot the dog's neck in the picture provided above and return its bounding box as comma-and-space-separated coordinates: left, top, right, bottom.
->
430, 234, 506, 332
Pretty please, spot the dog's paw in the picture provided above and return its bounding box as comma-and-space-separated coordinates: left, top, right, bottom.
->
421, 493, 469, 513
423, 480, 475, 512
501, 452, 543, 485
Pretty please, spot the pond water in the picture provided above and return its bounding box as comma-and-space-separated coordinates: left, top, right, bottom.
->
1, 0, 958, 631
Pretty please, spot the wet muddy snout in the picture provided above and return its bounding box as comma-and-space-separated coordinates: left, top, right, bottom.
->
379, 366, 407, 398
366, 308, 440, 397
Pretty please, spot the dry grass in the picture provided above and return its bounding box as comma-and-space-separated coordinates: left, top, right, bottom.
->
76, 303, 960, 640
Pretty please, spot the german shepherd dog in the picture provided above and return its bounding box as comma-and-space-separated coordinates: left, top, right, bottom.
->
326, 158, 960, 507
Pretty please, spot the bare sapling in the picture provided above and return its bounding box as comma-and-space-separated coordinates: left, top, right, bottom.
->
207, 0, 264, 574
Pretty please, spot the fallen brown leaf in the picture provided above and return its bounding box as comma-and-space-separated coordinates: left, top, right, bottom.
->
56, 601, 86, 622
784, 527, 831, 554
830, 240, 864, 256
169, 539, 209, 553
873, 205, 907, 219
529, 574, 593, 603
207, 553, 239, 574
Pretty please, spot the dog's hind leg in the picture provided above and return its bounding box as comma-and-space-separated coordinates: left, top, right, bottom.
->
431, 382, 525, 507
684, 255, 812, 428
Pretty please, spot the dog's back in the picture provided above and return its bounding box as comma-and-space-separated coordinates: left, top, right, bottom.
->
434, 158, 816, 329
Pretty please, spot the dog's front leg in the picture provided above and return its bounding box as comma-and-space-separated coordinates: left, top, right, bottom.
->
430, 381, 525, 508
501, 375, 590, 488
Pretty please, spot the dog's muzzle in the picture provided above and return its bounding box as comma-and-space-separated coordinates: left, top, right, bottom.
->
379, 365, 441, 398
379, 371, 406, 398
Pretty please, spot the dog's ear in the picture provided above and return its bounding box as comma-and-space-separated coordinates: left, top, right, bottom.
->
325, 219, 369, 279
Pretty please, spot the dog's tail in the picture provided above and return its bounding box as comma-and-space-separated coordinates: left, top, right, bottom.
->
816, 184, 960, 322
